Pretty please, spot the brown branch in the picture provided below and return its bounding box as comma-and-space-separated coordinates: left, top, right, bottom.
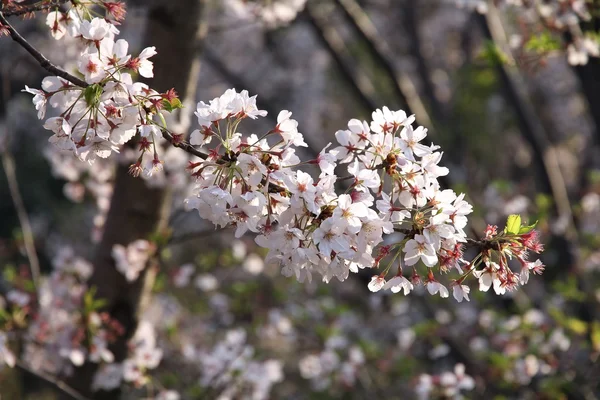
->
476, 8, 575, 237
0, 11, 88, 87
15, 360, 91, 400
2, 0, 70, 17
303, 3, 379, 114
159, 128, 209, 160
1, 66, 41, 293
332, 0, 434, 130
1, 151, 42, 291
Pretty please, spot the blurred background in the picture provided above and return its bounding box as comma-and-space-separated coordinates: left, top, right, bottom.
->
1, 0, 600, 399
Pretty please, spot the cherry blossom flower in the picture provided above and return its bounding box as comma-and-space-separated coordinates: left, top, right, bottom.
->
404, 234, 438, 267
368, 275, 386, 292
275, 110, 306, 147
426, 280, 449, 298
383, 276, 413, 295
452, 283, 471, 302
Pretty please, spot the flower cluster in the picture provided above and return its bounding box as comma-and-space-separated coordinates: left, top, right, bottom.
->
22, 248, 124, 374
189, 329, 283, 400
473, 220, 545, 294
22, 2, 181, 179
0, 1, 560, 399
184, 89, 524, 299
299, 342, 365, 390
415, 363, 475, 399
92, 320, 164, 390
112, 239, 155, 282
123, 321, 163, 387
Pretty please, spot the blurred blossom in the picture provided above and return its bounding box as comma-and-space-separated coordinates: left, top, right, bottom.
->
325, 335, 348, 350
504, 315, 521, 331
194, 273, 219, 291
231, 240, 247, 260
478, 310, 495, 329
429, 343, 451, 359
6, 290, 30, 307
523, 309, 545, 326
173, 263, 195, 288
92, 363, 123, 391
243, 253, 264, 275
155, 390, 180, 400
0, 333, 16, 368
503, 195, 530, 215
299, 354, 322, 379
435, 309, 452, 324
397, 328, 416, 351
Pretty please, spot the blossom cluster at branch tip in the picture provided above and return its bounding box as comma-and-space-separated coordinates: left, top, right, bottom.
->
183, 89, 545, 300
22, 1, 173, 178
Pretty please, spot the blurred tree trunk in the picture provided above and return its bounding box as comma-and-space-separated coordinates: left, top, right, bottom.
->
574, 59, 600, 147
573, 14, 600, 148
64, 0, 209, 398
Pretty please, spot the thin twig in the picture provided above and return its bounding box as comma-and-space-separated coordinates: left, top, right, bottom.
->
0, 153, 41, 291
332, 0, 434, 130
0, 11, 88, 87
2, 0, 71, 17
159, 127, 208, 160
304, 3, 379, 114
15, 360, 92, 400
1, 66, 41, 294
477, 8, 575, 236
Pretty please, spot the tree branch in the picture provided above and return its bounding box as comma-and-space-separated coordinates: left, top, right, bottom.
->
1, 150, 41, 292
303, 3, 379, 114
0, 11, 88, 87
1, 66, 41, 294
2, 0, 71, 17
332, 0, 434, 130
476, 8, 575, 236
159, 127, 208, 160
15, 360, 91, 400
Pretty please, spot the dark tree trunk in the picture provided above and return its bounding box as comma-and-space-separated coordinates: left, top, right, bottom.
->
64, 1, 209, 398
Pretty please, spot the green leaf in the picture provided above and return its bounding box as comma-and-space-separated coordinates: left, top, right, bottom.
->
84, 84, 102, 107
566, 318, 588, 335
524, 32, 561, 54
162, 98, 183, 113
3, 265, 17, 283
169, 97, 182, 109
518, 220, 538, 234
504, 214, 521, 235
0, 308, 10, 323
549, 307, 588, 335
92, 298, 107, 310
162, 99, 174, 112
479, 40, 511, 66
592, 322, 600, 352
552, 276, 586, 302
